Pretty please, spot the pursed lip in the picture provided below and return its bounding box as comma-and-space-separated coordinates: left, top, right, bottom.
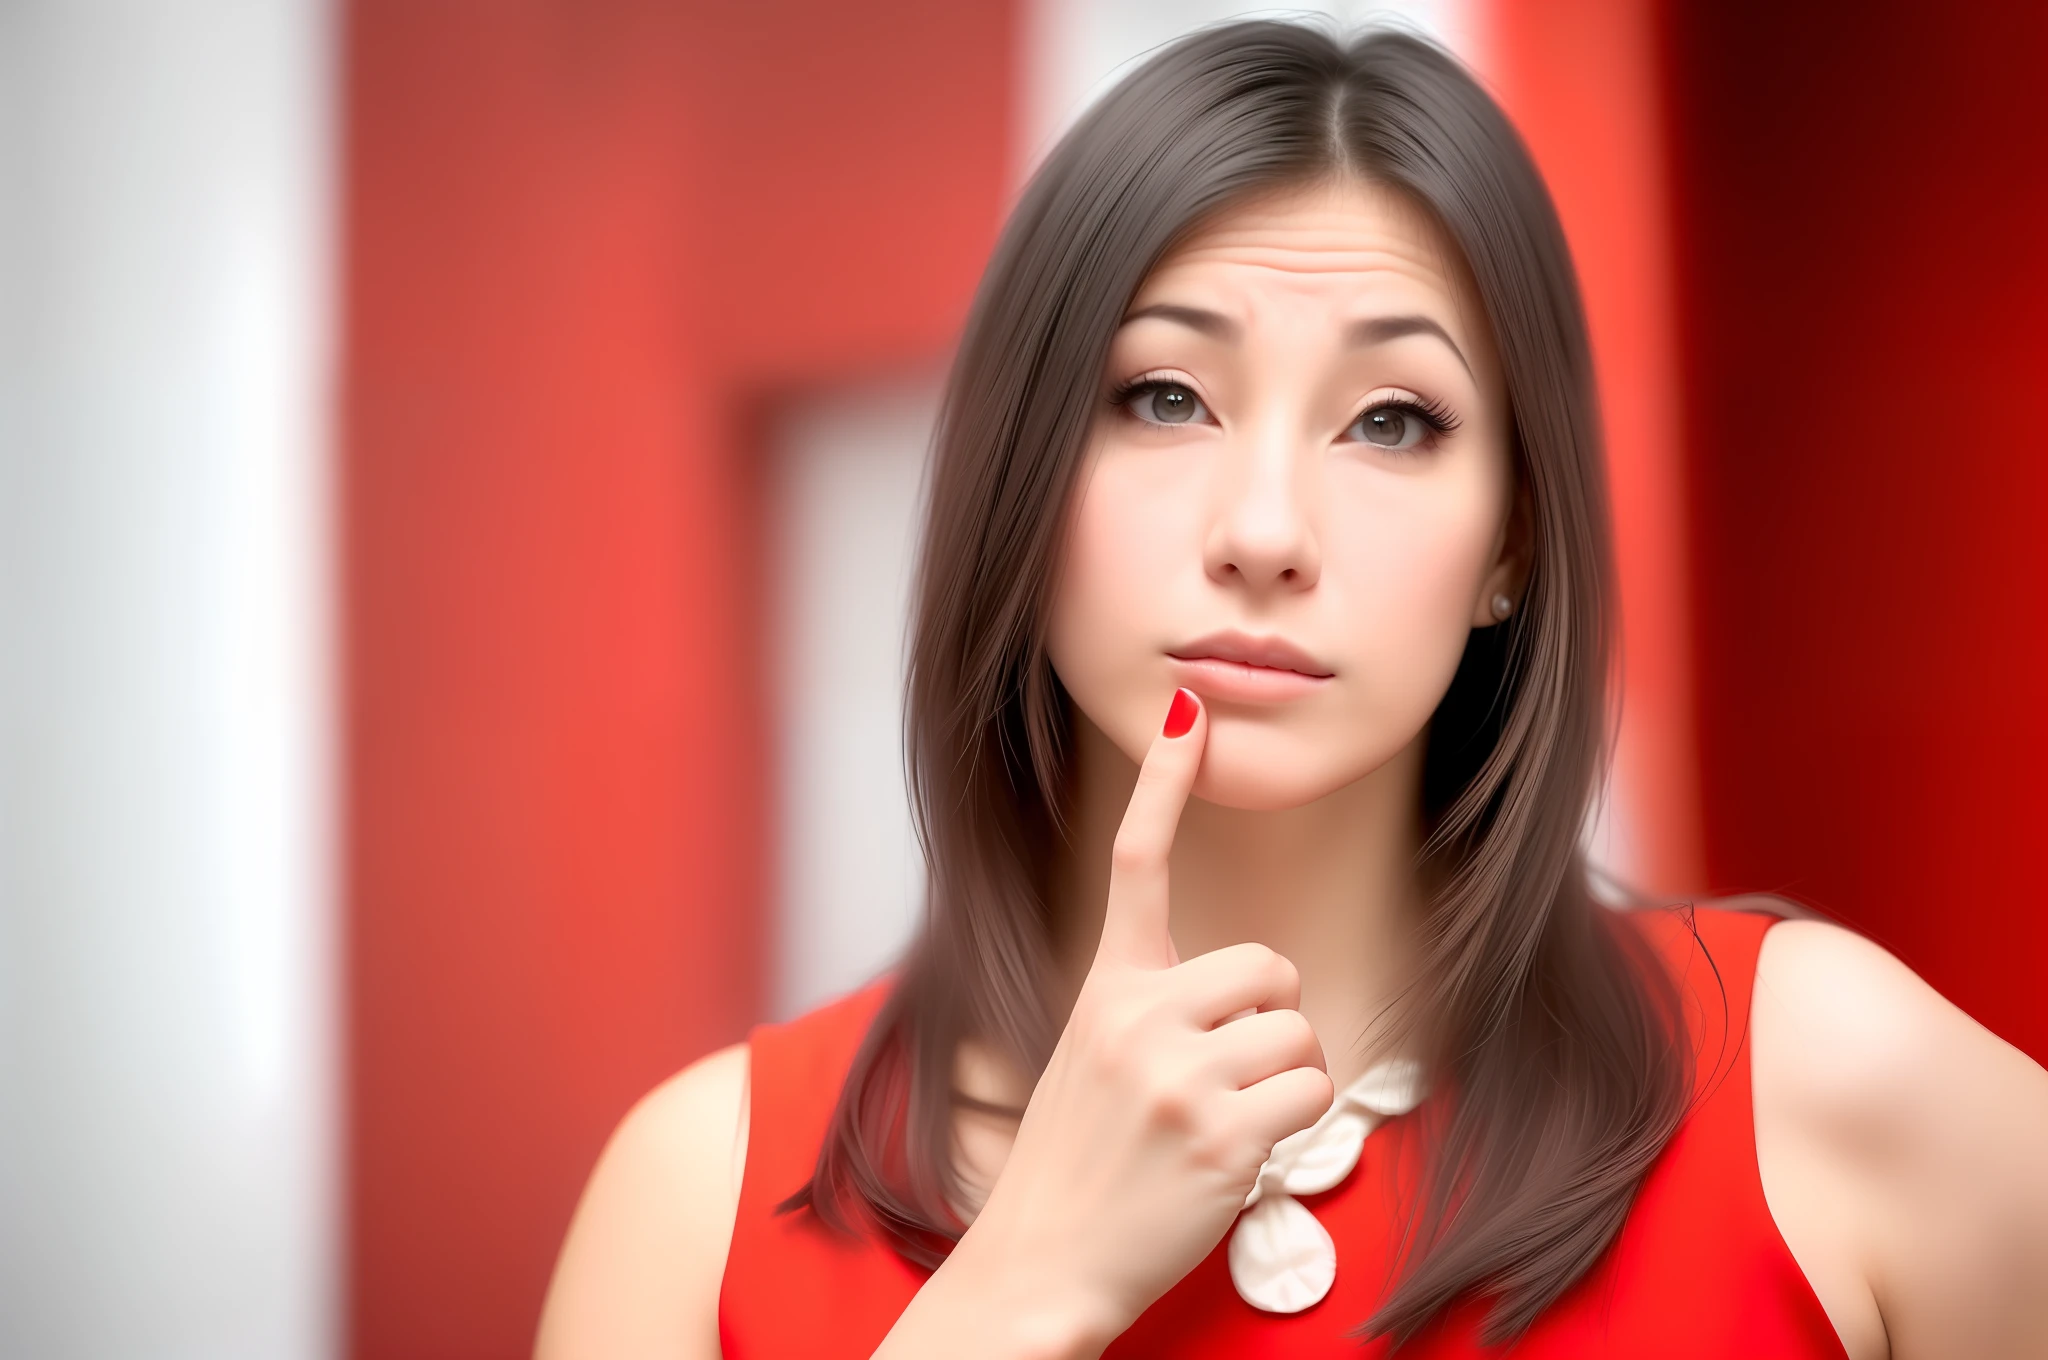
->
1167, 631, 1335, 679
1166, 632, 1335, 705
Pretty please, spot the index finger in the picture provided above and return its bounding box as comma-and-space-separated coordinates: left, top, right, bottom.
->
1097, 688, 1207, 968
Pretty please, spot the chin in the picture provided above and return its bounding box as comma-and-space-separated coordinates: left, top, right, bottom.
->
1187, 729, 1378, 812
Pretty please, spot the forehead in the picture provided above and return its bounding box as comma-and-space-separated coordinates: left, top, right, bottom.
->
1131, 179, 1483, 332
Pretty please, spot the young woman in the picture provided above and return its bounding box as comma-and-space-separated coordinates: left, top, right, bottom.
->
536, 24, 2048, 1359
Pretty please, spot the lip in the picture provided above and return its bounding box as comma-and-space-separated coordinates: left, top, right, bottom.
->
1166, 631, 1335, 704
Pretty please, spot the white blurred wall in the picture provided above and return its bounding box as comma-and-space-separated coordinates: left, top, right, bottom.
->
772, 378, 939, 1020
0, 3, 336, 1356
1019, 0, 1484, 171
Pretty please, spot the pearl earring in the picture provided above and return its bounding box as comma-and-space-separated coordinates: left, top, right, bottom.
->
1491, 593, 1514, 620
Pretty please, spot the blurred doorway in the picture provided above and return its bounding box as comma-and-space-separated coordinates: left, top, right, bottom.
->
771, 375, 941, 1019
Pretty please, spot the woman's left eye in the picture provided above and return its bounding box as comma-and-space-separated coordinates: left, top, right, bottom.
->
1345, 402, 1445, 451
1121, 381, 1209, 426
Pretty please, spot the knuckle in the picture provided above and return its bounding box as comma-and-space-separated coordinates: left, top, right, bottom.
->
1264, 950, 1300, 996
1296, 1067, 1336, 1115
1297, 1027, 1328, 1073
1109, 831, 1158, 876
1228, 943, 1298, 998
1141, 1071, 1198, 1133
1273, 1008, 1314, 1054
1232, 940, 1277, 975
1254, 1074, 1327, 1141
1226, 941, 1272, 970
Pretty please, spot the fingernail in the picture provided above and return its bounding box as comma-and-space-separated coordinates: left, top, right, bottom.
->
1163, 688, 1199, 738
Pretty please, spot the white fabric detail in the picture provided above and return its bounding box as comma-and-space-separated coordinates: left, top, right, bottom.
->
1228, 1058, 1425, 1313
1228, 1192, 1336, 1314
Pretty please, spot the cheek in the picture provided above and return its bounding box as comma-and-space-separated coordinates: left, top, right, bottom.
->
1045, 442, 1201, 753
1321, 465, 1504, 726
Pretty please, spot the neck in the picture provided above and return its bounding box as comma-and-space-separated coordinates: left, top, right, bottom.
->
1048, 711, 1429, 1089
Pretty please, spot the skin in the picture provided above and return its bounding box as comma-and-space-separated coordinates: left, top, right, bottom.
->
534, 181, 2048, 1360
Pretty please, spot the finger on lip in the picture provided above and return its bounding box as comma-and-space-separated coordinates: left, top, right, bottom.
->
1098, 689, 1207, 968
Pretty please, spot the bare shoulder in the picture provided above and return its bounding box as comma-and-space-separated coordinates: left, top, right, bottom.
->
1754, 921, 1973, 1114
535, 1043, 752, 1360
1752, 919, 2048, 1360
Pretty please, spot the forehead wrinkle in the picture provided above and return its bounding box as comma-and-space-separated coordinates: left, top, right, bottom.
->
1134, 251, 1485, 389
1128, 262, 1474, 369
1133, 247, 1459, 322
1147, 247, 1449, 287
1134, 178, 1489, 351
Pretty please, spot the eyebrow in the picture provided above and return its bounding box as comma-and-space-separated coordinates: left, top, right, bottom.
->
1345, 314, 1473, 376
1120, 304, 1473, 376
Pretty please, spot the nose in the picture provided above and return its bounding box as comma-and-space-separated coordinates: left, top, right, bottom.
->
1203, 422, 1321, 595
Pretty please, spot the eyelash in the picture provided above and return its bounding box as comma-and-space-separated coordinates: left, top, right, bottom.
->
1107, 374, 1463, 448
1356, 392, 1462, 444
1106, 371, 1197, 414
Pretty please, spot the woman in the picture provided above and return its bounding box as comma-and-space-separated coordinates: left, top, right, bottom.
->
536, 23, 2048, 1359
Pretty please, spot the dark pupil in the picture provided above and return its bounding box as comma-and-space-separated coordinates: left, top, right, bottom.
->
1152, 386, 1194, 422
1363, 409, 1408, 446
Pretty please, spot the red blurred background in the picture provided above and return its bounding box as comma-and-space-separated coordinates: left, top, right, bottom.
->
338, 1, 2044, 1355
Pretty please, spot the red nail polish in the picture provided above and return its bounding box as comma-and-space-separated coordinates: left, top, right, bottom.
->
1163, 688, 1198, 738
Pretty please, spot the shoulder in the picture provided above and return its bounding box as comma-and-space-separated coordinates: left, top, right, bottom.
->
1753, 919, 1956, 1115
534, 982, 895, 1359
1751, 918, 2044, 1138
1751, 918, 2048, 1358
535, 1042, 751, 1360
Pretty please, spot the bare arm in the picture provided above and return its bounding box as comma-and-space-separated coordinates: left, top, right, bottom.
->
534, 1043, 750, 1360
1754, 920, 2048, 1360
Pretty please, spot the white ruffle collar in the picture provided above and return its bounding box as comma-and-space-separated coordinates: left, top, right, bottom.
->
1227, 1059, 1426, 1314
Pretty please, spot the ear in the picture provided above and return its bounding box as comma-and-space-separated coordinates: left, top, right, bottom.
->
1470, 478, 1532, 629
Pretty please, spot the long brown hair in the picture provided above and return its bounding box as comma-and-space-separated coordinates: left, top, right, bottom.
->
783, 22, 1690, 1344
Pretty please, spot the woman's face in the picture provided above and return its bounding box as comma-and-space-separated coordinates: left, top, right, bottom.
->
1046, 178, 1520, 811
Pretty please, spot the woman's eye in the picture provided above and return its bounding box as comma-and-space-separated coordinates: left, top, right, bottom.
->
1127, 382, 1207, 426
1349, 404, 1430, 450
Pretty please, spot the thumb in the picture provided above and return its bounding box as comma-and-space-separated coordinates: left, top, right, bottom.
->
1097, 688, 1206, 968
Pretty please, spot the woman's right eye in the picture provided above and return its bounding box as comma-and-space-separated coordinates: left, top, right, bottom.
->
1123, 381, 1208, 426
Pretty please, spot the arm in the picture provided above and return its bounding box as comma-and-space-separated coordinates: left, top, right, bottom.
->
534, 1042, 750, 1360
1753, 920, 2048, 1360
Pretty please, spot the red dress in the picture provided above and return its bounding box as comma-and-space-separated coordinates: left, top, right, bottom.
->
719, 907, 1849, 1357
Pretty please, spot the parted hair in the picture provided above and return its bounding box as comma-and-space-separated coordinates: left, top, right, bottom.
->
782, 21, 1692, 1344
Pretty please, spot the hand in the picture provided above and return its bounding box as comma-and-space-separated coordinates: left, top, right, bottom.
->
922, 689, 1335, 1355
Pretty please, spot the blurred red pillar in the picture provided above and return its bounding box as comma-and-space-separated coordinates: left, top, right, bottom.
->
1661, 1, 2048, 1063
1497, 0, 2048, 1065
340, 2, 1013, 1354
1486, 0, 1706, 900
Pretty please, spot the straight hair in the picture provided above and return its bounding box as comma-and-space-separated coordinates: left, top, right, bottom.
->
783, 22, 1691, 1344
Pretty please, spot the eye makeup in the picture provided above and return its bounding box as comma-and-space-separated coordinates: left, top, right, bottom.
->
1107, 369, 1205, 406
1106, 371, 1462, 451
1342, 389, 1461, 453
1106, 370, 1215, 429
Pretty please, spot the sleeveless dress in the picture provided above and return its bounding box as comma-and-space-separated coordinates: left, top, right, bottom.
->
719, 906, 1850, 1357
